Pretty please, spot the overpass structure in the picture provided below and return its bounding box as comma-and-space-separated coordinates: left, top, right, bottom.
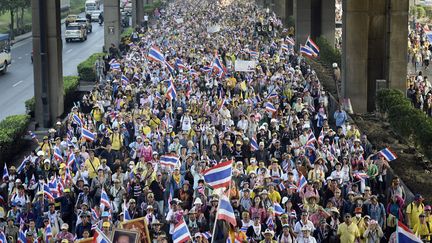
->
31, 0, 408, 128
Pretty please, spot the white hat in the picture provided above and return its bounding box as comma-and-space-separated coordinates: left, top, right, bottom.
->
61, 223, 69, 230
262, 228, 275, 237
332, 63, 338, 68
281, 197, 289, 204
37, 151, 44, 156
301, 225, 311, 231
194, 198, 203, 205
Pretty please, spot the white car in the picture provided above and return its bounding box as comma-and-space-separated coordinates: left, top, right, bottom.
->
0, 34, 11, 74
91, 10, 103, 22
65, 23, 87, 42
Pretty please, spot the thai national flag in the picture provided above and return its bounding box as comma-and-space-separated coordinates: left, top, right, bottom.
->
202, 231, 212, 239
318, 129, 325, 145
212, 56, 226, 74
217, 195, 237, 226
166, 79, 177, 100
2, 163, 8, 181
175, 59, 186, 69
28, 130, 37, 140
0, 231, 7, 243
278, 182, 286, 191
306, 132, 316, 145
165, 61, 176, 75
81, 127, 95, 142
249, 50, 258, 57
44, 184, 55, 201
121, 74, 129, 84
397, 220, 423, 242
266, 216, 274, 229
93, 227, 111, 243
160, 155, 179, 167
100, 189, 111, 210
200, 66, 213, 73
48, 178, 59, 196
54, 147, 63, 162
250, 137, 259, 151
286, 36, 295, 46
148, 46, 166, 63
110, 62, 121, 70
203, 160, 233, 189
45, 220, 53, 242
281, 43, 289, 51
274, 202, 285, 216
172, 218, 192, 243
17, 229, 26, 243
297, 174, 307, 192
306, 36, 320, 56
67, 152, 76, 168
379, 148, 397, 161
91, 207, 100, 222
267, 92, 278, 100
265, 102, 277, 113
300, 45, 315, 58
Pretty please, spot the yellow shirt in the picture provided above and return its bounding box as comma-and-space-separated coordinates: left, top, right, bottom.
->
246, 165, 258, 175
141, 126, 152, 136
407, 202, 425, 228
337, 222, 360, 243
268, 190, 281, 203
84, 157, 100, 179
110, 133, 123, 151
413, 222, 432, 241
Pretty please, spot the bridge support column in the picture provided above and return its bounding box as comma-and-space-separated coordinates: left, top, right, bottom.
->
342, 0, 408, 113
286, 0, 293, 17
294, 0, 311, 49
32, 0, 64, 127
273, 0, 287, 25
321, 0, 335, 48
104, 0, 121, 51
132, 0, 144, 27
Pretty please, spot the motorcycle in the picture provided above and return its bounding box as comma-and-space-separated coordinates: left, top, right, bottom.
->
99, 19, 103, 26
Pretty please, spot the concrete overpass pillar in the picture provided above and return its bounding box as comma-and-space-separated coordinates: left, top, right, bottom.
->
132, 0, 144, 27
321, 0, 335, 48
342, 0, 369, 113
294, 0, 311, 48
387, 0, 409, 91
286, 0, 293, 17
32, 0, 64, 127
104, 0, 121, 51
273, 0, 287, 25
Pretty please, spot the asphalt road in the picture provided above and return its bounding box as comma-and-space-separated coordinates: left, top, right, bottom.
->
0, 18, 104, 120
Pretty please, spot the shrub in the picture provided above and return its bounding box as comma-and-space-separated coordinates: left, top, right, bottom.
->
0, 115, 30, 161
316, 36, 341, 68
144, 0, 162, 14
77, 53, 105, 82
121, 27, 133, 39
25, 76, 80, 116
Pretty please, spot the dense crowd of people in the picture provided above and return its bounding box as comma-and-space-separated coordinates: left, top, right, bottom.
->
407, 23, 432, 116
0, 0, 427, 242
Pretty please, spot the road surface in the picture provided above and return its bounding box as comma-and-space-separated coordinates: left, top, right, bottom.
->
0, 18, 104, 120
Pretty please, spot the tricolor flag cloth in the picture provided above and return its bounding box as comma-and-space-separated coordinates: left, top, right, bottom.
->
0, 231, 6, 243
2, 164, 8, 181
43, 184, 55, 201
379, 148, 397, 161
93, 227, 111, 243
17, 229, 26, 243
397, 220, 423, 243
53, 147, 63, 162
100, 188, 111, 210
148, 46, 166, 63
172, 218, 192, 243
300, 45, 315, 58
73, 114, 83, 127
250, 137, 259, 151
160, 155, 180, 167
286, 36, 295, 46
217, 195, 237, 226
306, 36, 320, 56
81, 127, 95, 142
265, 102, 277, 113
166, 79, 177, 100
203, 160, 233, 189
297, 174, 307, 192
274, 202, 285, 216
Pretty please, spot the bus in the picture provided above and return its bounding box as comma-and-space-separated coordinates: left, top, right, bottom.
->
85, 0, 100, 14
0, 34, 11, 74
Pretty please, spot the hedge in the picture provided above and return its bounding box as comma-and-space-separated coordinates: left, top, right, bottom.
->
121, 27, 134, 39
25, 76, 80, 116
144, 0, 162, 14
0, 115, 30, 162
77, 53, 105, 82
377, 89, 432, 157
315, 36, 341, 68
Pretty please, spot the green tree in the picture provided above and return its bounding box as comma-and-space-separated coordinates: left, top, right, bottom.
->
0, 0, 28, 39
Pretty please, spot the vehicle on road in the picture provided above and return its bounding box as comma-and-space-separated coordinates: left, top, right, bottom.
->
65, 23, 87, 42
91, 10, 103, 22
65, 14, 78, 27
85, 0, 100, 14
0, 34, 11, 74
75, 18, 93, 33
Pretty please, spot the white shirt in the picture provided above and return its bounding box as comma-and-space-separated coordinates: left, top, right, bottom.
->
294, 220, 315, 238
297, 236, 317, 243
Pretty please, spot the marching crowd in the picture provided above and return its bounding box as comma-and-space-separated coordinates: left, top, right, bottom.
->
0, 0, 428, 242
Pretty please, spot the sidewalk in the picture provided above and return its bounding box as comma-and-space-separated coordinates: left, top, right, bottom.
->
13, 17, 68, 44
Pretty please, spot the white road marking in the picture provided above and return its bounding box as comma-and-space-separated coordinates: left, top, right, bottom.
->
18, 57, 22, 59
12, 80, 23, 87
66, 49, 73, 54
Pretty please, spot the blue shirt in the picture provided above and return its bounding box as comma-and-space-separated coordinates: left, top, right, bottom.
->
334, 110, 347, 127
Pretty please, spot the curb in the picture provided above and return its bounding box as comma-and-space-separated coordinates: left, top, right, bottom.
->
13, 18, 67, 44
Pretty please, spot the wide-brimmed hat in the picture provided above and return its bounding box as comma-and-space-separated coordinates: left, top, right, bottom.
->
262, 228, 275, 237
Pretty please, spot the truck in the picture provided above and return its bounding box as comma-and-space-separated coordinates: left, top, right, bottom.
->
85, 0, 100, 14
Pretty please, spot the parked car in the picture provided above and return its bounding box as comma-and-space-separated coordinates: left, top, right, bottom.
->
75, 18, 93, 33
65, 23, 87, 42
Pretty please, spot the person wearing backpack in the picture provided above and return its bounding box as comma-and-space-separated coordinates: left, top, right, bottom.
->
413, 213, 432, 242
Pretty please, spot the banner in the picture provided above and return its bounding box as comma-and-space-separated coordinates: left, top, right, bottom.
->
207, 25, 221, 33
234, 60, 257, 72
